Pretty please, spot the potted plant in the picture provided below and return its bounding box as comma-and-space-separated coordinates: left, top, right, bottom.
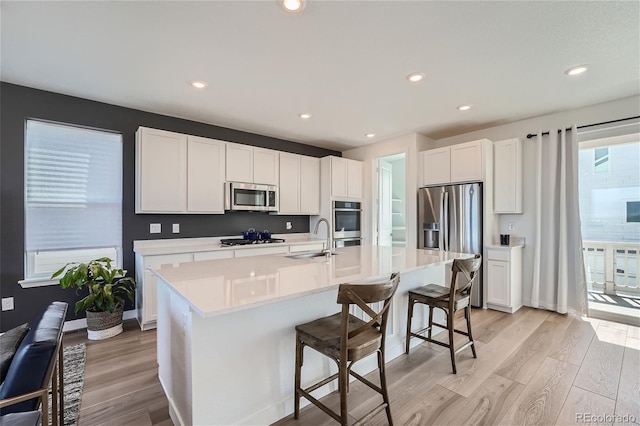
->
52, 257, 136, 340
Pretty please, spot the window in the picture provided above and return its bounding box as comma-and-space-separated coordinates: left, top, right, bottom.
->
628, 201, 640, 223
594, 147, 609, 172
24, 120, 122, 281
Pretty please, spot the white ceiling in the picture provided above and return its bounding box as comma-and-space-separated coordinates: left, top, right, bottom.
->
2, 1, 639, 151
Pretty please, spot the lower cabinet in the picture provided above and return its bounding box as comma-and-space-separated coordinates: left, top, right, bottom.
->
136, 253, 194, 330
486, 245, 523, 313
234, 246, 288, 258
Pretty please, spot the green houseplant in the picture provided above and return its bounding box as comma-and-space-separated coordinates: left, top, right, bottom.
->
52, 257, 136, 340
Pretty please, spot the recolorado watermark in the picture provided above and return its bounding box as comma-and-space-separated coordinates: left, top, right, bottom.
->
576, 413, 637, 423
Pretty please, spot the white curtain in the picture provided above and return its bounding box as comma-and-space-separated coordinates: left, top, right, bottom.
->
531, 126, 588, 314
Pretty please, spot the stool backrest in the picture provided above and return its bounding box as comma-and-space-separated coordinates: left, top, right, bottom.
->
337, 272, 400, 346
449, 255, 482, 301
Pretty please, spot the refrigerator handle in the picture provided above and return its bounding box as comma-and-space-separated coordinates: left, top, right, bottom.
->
438, 191, 445, 251
443, 191, 449, 251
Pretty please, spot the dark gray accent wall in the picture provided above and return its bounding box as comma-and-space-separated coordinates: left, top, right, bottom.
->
0, 82, 340, 330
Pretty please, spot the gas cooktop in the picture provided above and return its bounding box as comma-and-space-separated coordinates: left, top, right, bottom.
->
220, 238, 285, 247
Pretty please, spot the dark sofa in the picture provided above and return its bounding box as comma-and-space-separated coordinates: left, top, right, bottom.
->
0, 302, 68, 426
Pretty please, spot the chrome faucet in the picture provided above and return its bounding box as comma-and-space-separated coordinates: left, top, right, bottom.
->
314, 217, 332, 256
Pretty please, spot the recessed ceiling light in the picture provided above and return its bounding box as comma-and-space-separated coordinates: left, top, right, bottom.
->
191, 81, 208, 89
365, 133, 376, 138
564, 65, 588, 76
282, 0, 304, 12
457, 105, 472, 111
406, 72, 425, 83
299, 113, 312, 119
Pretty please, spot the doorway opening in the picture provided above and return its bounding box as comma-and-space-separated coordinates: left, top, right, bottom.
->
579, 129, 640, 326
376, 153, 406, 247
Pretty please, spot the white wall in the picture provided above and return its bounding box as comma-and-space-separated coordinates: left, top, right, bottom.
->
436, 95, 640, 307
342, 133, 435, 249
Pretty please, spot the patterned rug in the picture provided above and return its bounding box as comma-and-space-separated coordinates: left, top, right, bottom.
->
48, 343, 86, 426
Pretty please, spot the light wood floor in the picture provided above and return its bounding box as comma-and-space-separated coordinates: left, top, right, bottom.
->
64, 307, 640, 426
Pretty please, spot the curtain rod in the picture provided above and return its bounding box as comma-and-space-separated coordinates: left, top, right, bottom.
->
525, 115, 640, 139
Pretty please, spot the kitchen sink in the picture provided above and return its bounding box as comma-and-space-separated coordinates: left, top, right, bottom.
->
286, 251, 339, 259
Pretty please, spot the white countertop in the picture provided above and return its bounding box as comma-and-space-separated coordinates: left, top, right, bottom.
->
133, 233, 325, 256
151, 245, 469, 319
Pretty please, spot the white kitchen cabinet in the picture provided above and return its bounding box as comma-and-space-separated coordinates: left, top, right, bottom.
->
421, 147, 451, 186
300, 155, 320, 214
450, 140, 484, 182
135, 252, 193, 330
234, 246, 288, 258
136, 127, 188, 213
253, 148, 279, 185
419, 139, 488, 187
279, 153, 320, 215
187, 136, 226, 213
486, 245, 523, 313
225, 143, 279, 185
136, 127, 226, 214
324, 156, 363, 199
279, 153, 301, 214
346, 159, 363, 199
225, 143, 254, 183
193, 250, 234, 262
493, 138, 523, 214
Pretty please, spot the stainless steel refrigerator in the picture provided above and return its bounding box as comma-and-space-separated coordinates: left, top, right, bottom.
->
418, 183, 483, 307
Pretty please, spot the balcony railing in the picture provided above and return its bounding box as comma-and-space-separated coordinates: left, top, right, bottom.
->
583, 240, 639, 294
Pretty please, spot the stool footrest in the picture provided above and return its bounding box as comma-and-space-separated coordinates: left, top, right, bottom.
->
409, 332, 451, 349
455, 340, 474, 354
304, 372, 339, 394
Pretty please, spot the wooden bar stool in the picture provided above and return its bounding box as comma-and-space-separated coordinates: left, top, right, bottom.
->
405, 255, 481, 374
294, 272, 400, 426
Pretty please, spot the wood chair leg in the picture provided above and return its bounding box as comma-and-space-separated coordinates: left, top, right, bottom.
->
465, 306, 477, 358
294, 335, 303, 419
405, 298, 414, 354
339, 358, 349, 426
447, 311, 457, 374
378, 350, 393, 426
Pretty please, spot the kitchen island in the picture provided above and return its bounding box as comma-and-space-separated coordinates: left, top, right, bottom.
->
153, 245, 469, 426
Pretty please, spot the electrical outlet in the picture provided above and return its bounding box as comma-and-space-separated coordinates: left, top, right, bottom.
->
150, 223, 161, 234
172, 223, 180, 233
286, 221, 292, 230
508, 222, 515, 231
2, 297, 15, 311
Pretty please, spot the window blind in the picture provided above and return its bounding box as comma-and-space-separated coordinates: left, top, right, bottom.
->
25, 120, 122, 278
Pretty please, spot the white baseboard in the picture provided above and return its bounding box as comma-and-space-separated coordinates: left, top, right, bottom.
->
63, 309, 137, 332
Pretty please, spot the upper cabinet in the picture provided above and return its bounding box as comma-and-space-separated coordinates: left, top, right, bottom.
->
278, 153, 320, 215
420, 139, 488, 187
136, 127, 226, 214
325, 156, 363, 199
225, 143, 279, 185
493, 138, 523, 214
300, 156, 321, 214
187, 136, 226, 213
136, 127, 187, 213
420, 147, 451, 185
450, 140, 484, 182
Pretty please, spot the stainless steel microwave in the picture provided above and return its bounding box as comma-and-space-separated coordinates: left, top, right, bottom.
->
225, 182, 278, 212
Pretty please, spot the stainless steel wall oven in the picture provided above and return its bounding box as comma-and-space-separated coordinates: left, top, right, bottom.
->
333, 200, 362, 247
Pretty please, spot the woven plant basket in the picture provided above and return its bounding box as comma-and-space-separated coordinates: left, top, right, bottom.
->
86, 304, 124, 340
